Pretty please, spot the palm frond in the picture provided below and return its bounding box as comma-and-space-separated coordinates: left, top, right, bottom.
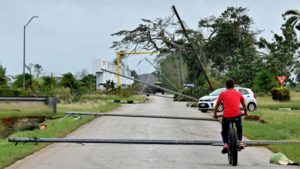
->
283, 9, 300, 17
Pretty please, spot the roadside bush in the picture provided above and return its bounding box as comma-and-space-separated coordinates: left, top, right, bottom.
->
0, 89, 26, 96
50, 87, 74, 103
271, 87, 290, 101
253, 70, 277, 93
120, 88, 131, 98
174, 86, 210, 101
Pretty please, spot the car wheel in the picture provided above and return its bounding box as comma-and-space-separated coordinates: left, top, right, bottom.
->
217, 104, 224, 112
200, 109, 208, 113
247, 102, 256, 111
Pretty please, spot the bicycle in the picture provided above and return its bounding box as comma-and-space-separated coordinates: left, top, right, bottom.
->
215, 114, 246, 166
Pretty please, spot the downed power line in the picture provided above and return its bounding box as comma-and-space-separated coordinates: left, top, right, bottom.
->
8, 137, 300, 146
100, 68, 198, 101
65, 112, 219, 122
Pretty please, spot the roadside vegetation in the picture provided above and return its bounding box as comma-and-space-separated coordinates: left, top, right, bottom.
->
0, 100, 120, 169
257, 90, 300, 110
243, 90, 300, 162
244, 109, 300, 162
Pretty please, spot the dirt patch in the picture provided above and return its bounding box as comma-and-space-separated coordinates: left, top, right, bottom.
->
0, 116, 45, 138
244, 115, 266, 123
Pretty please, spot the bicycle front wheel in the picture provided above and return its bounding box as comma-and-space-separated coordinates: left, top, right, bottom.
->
229, 127, 238, 166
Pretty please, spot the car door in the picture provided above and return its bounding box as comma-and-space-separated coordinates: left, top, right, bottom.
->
238, 88, 251, 104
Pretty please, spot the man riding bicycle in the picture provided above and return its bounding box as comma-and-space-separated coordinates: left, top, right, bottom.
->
213, 79, 248, 154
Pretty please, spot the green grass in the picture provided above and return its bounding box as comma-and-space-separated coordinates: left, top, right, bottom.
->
0, 100, 120, 169
0, 102, 52, 119
58, 99, 120, 113
257, 90, 300, 110
244, 109, 300, 162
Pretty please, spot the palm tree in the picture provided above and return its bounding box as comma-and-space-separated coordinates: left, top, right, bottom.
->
12, 73, 34, 90
42, 76, 57, 89
60, 73, 77, 94
283, 9, 300, 31
0, 65, 8, 87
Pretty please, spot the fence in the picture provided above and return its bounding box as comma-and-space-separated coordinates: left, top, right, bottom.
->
0, 96, 57, 113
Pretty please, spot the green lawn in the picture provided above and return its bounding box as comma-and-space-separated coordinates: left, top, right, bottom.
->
256, 90, 300, 110
244, 90, 300, 162
0, 100, 120, 169
0, 102, 52, 119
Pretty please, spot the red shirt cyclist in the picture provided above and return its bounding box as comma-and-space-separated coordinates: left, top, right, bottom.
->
213, 79, 248, 154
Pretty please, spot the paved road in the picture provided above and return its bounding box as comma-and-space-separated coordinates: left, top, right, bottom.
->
7, 96, 295, 169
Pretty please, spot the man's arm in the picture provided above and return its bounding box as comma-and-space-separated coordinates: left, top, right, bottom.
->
241, 100, 248, 116
213, 102, 221, 118
214, 93, 223, 118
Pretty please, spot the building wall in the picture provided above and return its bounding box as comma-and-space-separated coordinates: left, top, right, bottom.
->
92, 59, 134, 90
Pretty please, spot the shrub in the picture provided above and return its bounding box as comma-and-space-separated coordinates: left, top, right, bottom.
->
271, 87, 290, 101
253, 70, 277, 93
120, 88, 131, 98
0, 89, 26, 96
50, 87, 74, 103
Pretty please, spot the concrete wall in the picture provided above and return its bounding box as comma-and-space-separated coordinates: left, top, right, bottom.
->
93, 59, 134, 90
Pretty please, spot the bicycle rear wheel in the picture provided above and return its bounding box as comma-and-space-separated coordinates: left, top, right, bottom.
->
232, 128, 238, 165
228, 125, 238, 166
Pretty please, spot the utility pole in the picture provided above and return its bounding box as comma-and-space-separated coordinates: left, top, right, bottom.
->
171, 5, 214, 90
23, 16, 39, 90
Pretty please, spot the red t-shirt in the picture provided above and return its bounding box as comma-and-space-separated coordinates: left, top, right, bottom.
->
217, 89, 244, 118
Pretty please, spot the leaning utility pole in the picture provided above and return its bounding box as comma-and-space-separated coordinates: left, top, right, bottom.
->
171, 5, 214, 90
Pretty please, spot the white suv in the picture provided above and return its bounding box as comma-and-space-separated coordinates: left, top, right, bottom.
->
198, 87, 257, 113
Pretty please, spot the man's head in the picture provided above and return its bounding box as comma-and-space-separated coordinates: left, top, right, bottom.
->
226, 79, 235, 89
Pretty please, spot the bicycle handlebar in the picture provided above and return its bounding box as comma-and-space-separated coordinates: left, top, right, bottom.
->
214, 113, 247, 118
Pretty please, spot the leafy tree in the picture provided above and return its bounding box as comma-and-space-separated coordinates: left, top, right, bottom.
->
0, 65, 8, 88
253, 69, 277, 93
42, 76, 57, 89
79, 74, 96, 93
199, 7, 260, 87
295, 63, 300, 83
111, 17, 208, 87
60, 73, 77, 93
258, 21, 300, 77
12, 73, 34, 90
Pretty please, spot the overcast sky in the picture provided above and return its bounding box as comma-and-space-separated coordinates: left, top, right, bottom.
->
0, 0, 299, 77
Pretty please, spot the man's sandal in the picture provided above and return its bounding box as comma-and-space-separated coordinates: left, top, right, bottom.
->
221, 147, 228, 154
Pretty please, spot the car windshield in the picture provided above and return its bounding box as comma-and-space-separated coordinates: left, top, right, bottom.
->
209, 88, 225, 96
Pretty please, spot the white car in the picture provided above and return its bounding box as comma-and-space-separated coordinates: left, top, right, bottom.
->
198, 87, 257, 113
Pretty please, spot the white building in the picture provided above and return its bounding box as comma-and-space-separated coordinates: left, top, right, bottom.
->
92, 59, 134, 90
